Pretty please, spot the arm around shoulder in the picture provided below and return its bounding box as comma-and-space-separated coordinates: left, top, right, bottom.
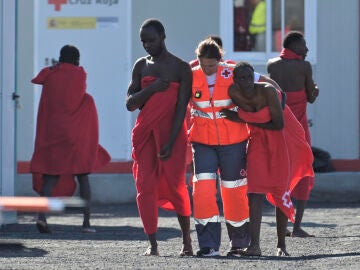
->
259, 74, 283, 92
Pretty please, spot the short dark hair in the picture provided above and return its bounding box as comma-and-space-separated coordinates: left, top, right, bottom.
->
140, 18, 165, 35
195, 38, 223, 61
206, 35, 223, 48
234, 61, 254, 73
283, 31, 304, 48
59, 45, 80, 65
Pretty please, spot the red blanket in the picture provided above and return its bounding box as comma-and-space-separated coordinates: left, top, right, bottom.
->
280, 48, 303, 60
30, 63, 111, 196
132, 76, 191, 234
285, 90, 310, 147
238, 99, 314, 221
286, 90, 314, 199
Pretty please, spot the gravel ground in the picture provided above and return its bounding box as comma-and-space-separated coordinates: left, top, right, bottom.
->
0, 202, 359, 269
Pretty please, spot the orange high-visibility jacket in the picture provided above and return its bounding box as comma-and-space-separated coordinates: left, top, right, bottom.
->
189, 63, 249, 145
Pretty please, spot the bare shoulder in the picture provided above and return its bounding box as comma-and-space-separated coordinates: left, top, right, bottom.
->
171, 54, 191, 74
135, 56, 148, 66
170, 54, 190, 67
302, 60, 313, 70
294, 59, 313, 75
256, 81, 272, 88
132, 57, 147, 71
267, 57, 282, 73
262, 82, 277, 95
267, 56, 282, 66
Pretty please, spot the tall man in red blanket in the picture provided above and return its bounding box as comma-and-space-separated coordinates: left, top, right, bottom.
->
267, 31, 319, 237
31, 45, 111, 233
126, 18, 193, 257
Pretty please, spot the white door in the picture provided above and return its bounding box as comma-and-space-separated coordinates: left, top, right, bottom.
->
34, 0, 132, 160
0, 0, 17, 224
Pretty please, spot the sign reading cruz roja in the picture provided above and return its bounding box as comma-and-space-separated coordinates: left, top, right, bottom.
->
48, 0, 120, 12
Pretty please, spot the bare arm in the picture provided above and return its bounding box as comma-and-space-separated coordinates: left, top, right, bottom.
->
126, 58, 170, 111
225, 84, 284, 130
259, 74, 283, 92
248, 86, 284, 130
158, 61, 192, 160
304, 61, 319, 104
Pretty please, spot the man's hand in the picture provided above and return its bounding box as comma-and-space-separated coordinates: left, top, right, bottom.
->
152, 78, 170, 92
220, 109, 243, 122
158, 143, 173, 160
313, 84, 319, 97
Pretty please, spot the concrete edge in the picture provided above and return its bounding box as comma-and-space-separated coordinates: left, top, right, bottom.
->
16, 172, 360, 204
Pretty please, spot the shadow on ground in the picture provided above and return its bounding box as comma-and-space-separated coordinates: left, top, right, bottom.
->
0, 242, 48, 258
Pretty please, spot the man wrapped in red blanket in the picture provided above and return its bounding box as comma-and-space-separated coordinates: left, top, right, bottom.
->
267, 31, 319, 237
126, 19, 192, 256
222, 61, 314, 256
31, 45, 110, 233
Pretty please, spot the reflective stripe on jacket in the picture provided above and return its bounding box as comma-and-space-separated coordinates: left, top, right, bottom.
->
189, 62, 249, 145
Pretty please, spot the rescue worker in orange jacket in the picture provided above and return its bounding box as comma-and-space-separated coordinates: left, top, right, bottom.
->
189, 38, 281, 257
189, 39, 250, 257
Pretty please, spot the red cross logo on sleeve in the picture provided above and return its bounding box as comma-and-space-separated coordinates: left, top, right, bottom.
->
48, 0, 67, 11
221, 68, 232, 79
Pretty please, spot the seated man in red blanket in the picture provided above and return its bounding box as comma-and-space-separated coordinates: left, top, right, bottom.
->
126, 19, 192, 256
31, 45, 111, 233
267, 31, 319, 237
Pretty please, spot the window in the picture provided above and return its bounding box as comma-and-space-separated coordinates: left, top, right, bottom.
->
220, 0, 317, 64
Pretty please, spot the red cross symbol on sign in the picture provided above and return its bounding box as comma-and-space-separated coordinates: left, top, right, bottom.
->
221, 68, 232, 78
48, 0, 67, 11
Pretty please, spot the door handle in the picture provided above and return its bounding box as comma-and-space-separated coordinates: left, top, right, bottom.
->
12, 92, 20, 100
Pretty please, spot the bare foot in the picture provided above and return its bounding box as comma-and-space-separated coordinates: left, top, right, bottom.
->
291, 228, 314, 237
179, 237, 193, 256
179, 244, 193, 256
276, 247, 290, 256
235, 246, 261, 257
143, 246, 159, 256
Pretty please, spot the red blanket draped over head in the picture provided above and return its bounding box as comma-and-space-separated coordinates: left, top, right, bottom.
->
132, 76, 191, 234
238, 95, 314, 222
30, 63, 111, 196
